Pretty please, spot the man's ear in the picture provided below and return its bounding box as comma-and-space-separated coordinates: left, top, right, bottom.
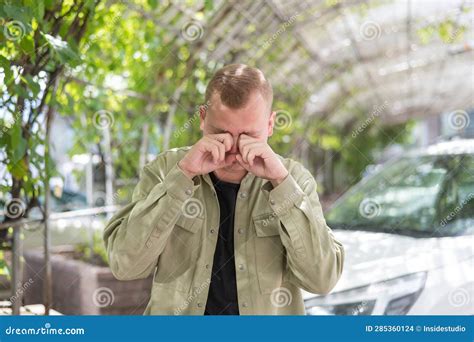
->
268, 110, 276, 137
199, 104, 207, 131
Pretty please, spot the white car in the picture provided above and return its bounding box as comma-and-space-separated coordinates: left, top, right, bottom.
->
304, 139, 474, 315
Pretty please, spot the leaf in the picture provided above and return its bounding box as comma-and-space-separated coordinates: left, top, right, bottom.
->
24, 75, 40, 97
3, 4, 33, 24
0, 126, 9, 147
32, 0, 45, 21
20, 35, 35, 59
9, 159, 28, 180
204, 0, 214, 12
43, 0, 56, 10
0, 55, 13, 81
12, 83, 29, 99
147, 0, 158, 9
320, 134, 342, 150
42, 33, 82, 66
10, 124, 27, 164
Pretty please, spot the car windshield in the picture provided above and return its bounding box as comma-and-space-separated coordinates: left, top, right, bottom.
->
326, 153, 474, 237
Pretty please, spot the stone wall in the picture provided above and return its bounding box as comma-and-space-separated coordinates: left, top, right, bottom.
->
22, 248, 152, 315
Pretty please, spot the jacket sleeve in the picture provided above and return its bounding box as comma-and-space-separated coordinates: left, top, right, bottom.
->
103, 160, 200, 281
269, 163, 345, 295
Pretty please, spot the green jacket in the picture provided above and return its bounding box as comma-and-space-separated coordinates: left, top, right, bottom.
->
103, 146, 344, 315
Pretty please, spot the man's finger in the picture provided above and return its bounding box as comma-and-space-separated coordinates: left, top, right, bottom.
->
247, 145, 266, 166
238, 134, 258, 154
206, 137, 225, 162
241, 142, 262, 164
208, 133, 233, 152
202, 140, 220, 163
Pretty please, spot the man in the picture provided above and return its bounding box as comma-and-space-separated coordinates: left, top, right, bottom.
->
103, 64, 345, 315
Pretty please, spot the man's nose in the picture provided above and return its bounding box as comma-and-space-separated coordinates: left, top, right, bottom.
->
230, 135, 239, 153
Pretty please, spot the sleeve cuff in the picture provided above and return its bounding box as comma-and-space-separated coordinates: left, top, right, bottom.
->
268, 174, 305, 215
164, 163, 201, 202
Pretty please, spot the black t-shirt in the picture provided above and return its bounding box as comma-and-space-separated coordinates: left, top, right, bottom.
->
204, 171, 240, 315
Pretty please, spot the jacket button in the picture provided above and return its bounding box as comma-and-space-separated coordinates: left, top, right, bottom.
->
238, 228, 244, 234
238, 264, 245, 271
270, 199, 275, 205
210, 229, 215, 234
242, 302, 248, 308
205, 264, 210, 269
239, 192, 247, 199
197, 302, 203, 308
185, 189, 192, 196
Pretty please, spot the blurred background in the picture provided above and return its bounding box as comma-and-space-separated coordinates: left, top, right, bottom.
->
0, 0, 473, 315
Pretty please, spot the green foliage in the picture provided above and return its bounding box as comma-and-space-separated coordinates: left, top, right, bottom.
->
0, 0, 417, 209
417, 18, 468, 45
74, 230, 108, 266
0, 250, 11, 280
341, 119, 414, 185
1, 0, 98, 219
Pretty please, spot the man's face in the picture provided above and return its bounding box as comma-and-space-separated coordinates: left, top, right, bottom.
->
200, 91, 275, 173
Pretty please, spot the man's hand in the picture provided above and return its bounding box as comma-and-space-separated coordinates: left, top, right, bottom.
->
178, 133, 235, 179
236, 134, 289, 186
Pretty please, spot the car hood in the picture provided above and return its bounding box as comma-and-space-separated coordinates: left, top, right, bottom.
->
302, 229, 473, 299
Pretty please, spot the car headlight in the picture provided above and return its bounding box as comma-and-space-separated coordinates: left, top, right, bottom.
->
305, 271, 427, 315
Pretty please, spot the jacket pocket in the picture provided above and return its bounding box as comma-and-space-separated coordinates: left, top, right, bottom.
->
253, 213, 285, 294
175, 213, 202, 233
153, 213, 203, 293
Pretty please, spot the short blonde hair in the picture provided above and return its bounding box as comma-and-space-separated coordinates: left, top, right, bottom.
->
205, 64, 273, 110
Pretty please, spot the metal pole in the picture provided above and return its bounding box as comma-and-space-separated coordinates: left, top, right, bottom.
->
43, 183, 51, 315
86, 152, 95, 254
0, 205, 122, 230
86, 153, 94, 207
103, 127, 114, 221
11, 224, 23, 315
43, 95, 54, 316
